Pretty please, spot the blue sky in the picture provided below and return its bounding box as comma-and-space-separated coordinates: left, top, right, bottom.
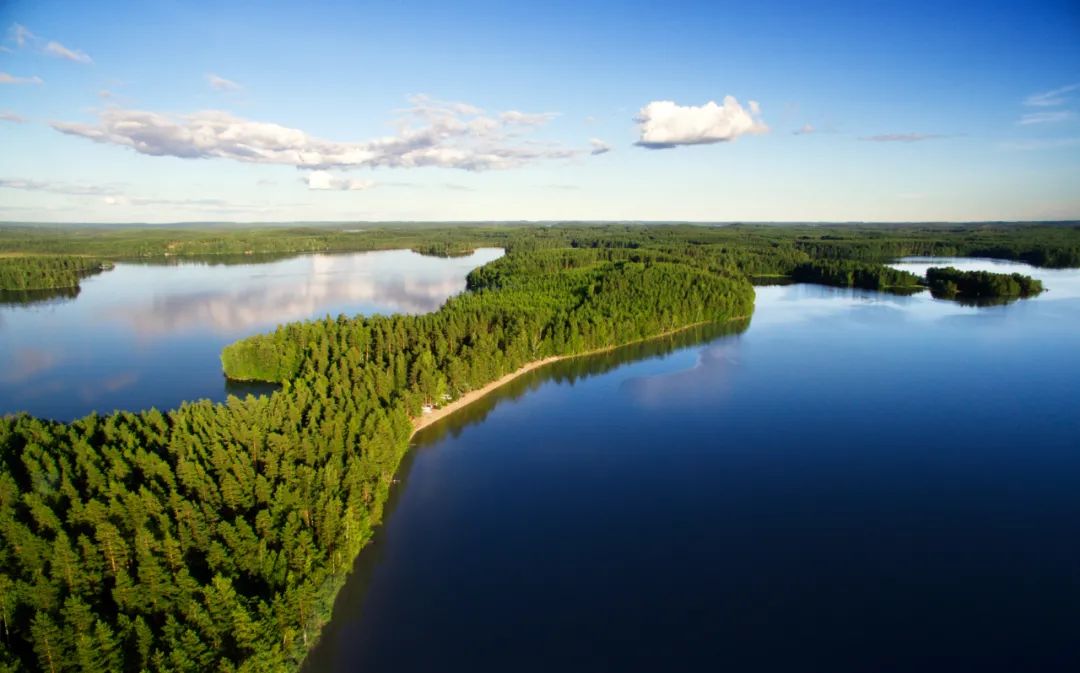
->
0, 0, 1078, 222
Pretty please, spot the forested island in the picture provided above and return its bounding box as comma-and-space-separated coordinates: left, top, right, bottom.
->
926, 266, 1045, 301
0, 221, 1078, 673
410, 242, 476, 258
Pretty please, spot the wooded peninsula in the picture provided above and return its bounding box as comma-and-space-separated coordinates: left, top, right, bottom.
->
0, 222, 1077, 673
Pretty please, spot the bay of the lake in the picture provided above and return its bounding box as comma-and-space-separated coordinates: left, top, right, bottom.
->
0, 248, 503, 420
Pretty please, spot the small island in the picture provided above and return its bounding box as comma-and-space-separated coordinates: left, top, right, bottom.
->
926, 266, 1044, 302
410, 242, 476, 258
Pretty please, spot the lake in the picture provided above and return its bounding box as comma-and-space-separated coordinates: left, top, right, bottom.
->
305, 257, 1080, 672
0, 248, 504, 420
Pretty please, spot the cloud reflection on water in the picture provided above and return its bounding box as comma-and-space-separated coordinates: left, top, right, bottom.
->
118, 250, 500, 337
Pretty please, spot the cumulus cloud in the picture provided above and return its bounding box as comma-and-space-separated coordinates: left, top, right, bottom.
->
44, 41, 92, 64
1024, 83, 1079, 107
306, 171, 376, 191
0, 72, 43, 85
207, 74, 241, 92
51, 95, 587, 172
634, 96, 767, 149
590, 138, 611, 155
859, 133, 947, 142
0, 110, 27, 123
1018, 111, 1074, 125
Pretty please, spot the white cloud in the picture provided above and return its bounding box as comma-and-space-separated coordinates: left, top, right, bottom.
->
793, 123, 815, 135
0, 72, 43, 85
634, 96, 768, 148
500, 110, 558, 125
1018, 110, 1074, 125
8, 24, 92, 63
207, 74, 241, 92
307, 171, 376, 191
10, 24, 33, 47
51, 95, 587, 172
590, 138, 611, 155
859, 133, 946, 142
1024, 83, 1080, 107
44, 41, 92, 64
0, 110, 27, 123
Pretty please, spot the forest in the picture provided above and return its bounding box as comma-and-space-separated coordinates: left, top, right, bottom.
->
0, 257, 111, 292
0, 221, 1078, 673
926, 266, 1044, 300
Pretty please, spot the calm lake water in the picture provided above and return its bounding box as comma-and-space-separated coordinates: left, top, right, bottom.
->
306, 257, 1080, 673
0, 248, 503, 420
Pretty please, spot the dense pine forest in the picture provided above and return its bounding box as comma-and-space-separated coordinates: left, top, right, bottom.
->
926, 266, 1044, 300
0, 257, 111, 292
1, 222, 1079, 673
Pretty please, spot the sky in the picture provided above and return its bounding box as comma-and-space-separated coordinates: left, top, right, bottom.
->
0, 0, 1078, 223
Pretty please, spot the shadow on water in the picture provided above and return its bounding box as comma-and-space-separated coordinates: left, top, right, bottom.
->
0, 286, 81, 306
302, 316, 750, 671
223, 378, 281, 399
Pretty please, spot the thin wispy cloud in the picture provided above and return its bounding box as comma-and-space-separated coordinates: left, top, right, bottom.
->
500, 110, 558, 125
1024, 83, 1079, 107
590, 138, 611, 155
0, 72, 43, 85
1000, 137, 1080, 151
634, 97, 767, 149
0, 110, 27, 123
44, 41, 92, 64
793, 123, 815, 135
0, 178, 123, 196
100, 195, 273, 211
8, 23, 92, 64
51, 95, 588, 172
1018, 110, 1074, 125
10, 23, 32, 47
859, 133, 947, 142
207, 74, 242, 92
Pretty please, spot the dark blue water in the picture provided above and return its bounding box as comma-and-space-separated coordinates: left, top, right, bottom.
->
0, 248, 502, 420
307, 259, 1080, 673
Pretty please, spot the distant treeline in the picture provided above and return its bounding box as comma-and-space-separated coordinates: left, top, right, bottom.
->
926, 266, 1044, 300
2, 222, 1078, 268
0, 256, 111, 291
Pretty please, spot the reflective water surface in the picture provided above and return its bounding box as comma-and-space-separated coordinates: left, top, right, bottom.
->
307, 258, 1080, 673
0, 248, 503, 420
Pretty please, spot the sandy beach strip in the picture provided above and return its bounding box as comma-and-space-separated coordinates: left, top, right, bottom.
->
408, 319, 737, 437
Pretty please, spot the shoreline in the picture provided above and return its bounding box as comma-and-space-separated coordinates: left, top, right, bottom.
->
409, 318, 741, 438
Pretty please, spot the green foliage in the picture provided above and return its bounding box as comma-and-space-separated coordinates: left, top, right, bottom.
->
791, 260, 922, 291
0, 241, 753, 673
410, 241, 475, 257
926, 266, 1044, 300
0, 257, 111, 291
0, 221, 1077, 672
